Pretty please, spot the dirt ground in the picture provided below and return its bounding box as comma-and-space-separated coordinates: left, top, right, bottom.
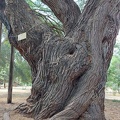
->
0, 87, 120, 120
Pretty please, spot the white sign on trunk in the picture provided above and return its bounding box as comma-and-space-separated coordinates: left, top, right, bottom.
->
18, 32, 26, 41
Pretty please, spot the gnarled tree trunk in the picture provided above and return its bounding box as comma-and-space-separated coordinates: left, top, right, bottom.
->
1, 0, 120, 119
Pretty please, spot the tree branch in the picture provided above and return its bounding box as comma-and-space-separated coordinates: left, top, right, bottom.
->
66, 0, 101, 38
5, 0, 53, 69
41, 0, 81, 34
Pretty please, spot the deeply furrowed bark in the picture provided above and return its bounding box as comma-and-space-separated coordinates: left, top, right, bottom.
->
1, 0, 120, 119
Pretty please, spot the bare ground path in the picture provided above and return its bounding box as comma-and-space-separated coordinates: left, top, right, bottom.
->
0, 87, 31, 120
0, 87, 120, 120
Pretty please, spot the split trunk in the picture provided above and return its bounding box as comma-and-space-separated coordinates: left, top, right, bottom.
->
3, 0, 120, 119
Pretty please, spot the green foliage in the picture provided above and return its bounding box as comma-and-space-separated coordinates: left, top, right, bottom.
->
0, 40, 31, 85
14, 50, 31, 84
107, 42, 120, 93
0, 41, 10, 83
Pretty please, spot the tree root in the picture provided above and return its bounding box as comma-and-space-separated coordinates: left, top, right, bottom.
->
14, 100, 42, 118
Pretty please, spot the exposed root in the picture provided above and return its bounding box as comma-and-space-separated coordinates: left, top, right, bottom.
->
14, 100, 42, 118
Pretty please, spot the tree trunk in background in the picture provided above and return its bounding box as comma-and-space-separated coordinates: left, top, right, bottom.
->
7, 45, 14, 103
1, 0, 120, 119
4, 82, 6, 88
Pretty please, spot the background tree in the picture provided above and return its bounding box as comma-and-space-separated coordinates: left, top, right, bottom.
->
107, 41, 120, 93
0, 0, 120, 119
0, 40, 31, 86
0, 40, 10, 88
14, 50, 31, 85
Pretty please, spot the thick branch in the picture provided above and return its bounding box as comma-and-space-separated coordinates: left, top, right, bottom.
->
5, 0, 54, 69
66, 0, 101, 38
42, 0, 81, 34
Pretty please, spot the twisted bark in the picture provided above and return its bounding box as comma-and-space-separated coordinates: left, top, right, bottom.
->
0, 0, 120, 119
